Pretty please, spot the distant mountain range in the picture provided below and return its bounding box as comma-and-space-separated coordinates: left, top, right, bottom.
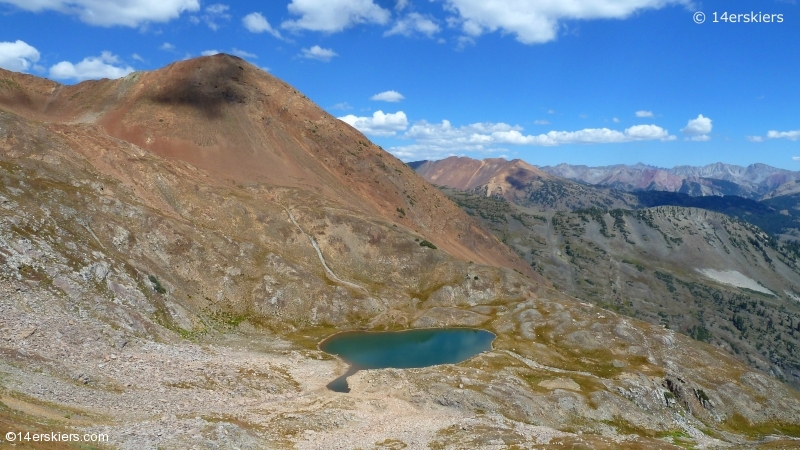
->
411, 157, 800, 238
409, 157, 639, 211
538, 162, 800, 200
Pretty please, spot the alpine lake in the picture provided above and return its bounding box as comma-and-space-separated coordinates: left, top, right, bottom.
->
319, 328, 496, 393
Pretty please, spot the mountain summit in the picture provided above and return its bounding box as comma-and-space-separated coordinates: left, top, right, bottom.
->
0, 54, 532, 276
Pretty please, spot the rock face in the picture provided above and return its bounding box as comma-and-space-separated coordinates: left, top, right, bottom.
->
1, 57, 800, 448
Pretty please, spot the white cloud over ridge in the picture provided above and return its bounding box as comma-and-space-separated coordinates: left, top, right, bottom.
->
443, 0, 691, 44
385, 13, 441, 37
0, 0, 199, 27
371, 90, 405, 102
49, 51, 134, 82
389, 119, 675, 160
0, 40, 40, 72
243, 12, 282, 38
767, 130, 800, 141
338, 111, 409, 136
283, 0, 390, 32
300, 45, 338, 61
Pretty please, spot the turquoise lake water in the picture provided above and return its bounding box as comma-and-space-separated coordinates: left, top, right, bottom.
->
320, 328, 495, 392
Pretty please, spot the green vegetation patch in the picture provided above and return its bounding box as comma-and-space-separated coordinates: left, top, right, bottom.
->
148, 275, 166, 294
419, 240, 437, 249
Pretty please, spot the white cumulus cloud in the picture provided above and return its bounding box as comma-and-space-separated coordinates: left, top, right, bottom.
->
371, 90, 405, 102
767, 130, 800, 141
201, 50, 220, 56
792, 156, 800, 161
389, 119, 675, 160
681, 114, 712, 141
283, 0, 391, 32
443, 0, 690, 44
300, 45, 338, 61
0, 0, 199, 27
636, 110, 654, 117
385, 13, 441, 37
243, 12, 281, 38
0, 40, 40, 72
338, 111, 409, 136
49, 51, 134, 82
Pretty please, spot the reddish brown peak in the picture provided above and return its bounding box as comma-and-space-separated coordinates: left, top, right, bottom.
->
1, 58, 538, 278
413, 156, 551, 191
0, 67, 62, 116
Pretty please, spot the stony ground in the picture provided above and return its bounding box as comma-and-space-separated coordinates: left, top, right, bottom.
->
3, 275, 800, 449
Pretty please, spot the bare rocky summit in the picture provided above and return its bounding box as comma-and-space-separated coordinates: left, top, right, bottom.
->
1, 56, 799, 449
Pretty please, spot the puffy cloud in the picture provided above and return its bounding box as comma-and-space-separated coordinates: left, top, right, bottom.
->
49, 51, 134, 82
747, 130, 800, 142
201, 50, 220, 56
300, 45, 337, 61
766, 130, 800, 141
793, 156, 800, 161
635, 110, 654, 117
242, 12, 282, 38
0, 40, 40, 72
160, 42, 176, 51
681, 114, 712, 141
395, 0, 409, 11
390, 119, 675, 159
613, 117, 620, 123
385, 13, 441, 37
338, 110, 409, 136
0, 0, 199, 27
283, 0, 390, 32
443, 0, 690, 44
370, 90, 405, 102
131, 53, 145, 63
407, 120, 672, 145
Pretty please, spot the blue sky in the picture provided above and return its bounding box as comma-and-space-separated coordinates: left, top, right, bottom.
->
1, 0, 798, 169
